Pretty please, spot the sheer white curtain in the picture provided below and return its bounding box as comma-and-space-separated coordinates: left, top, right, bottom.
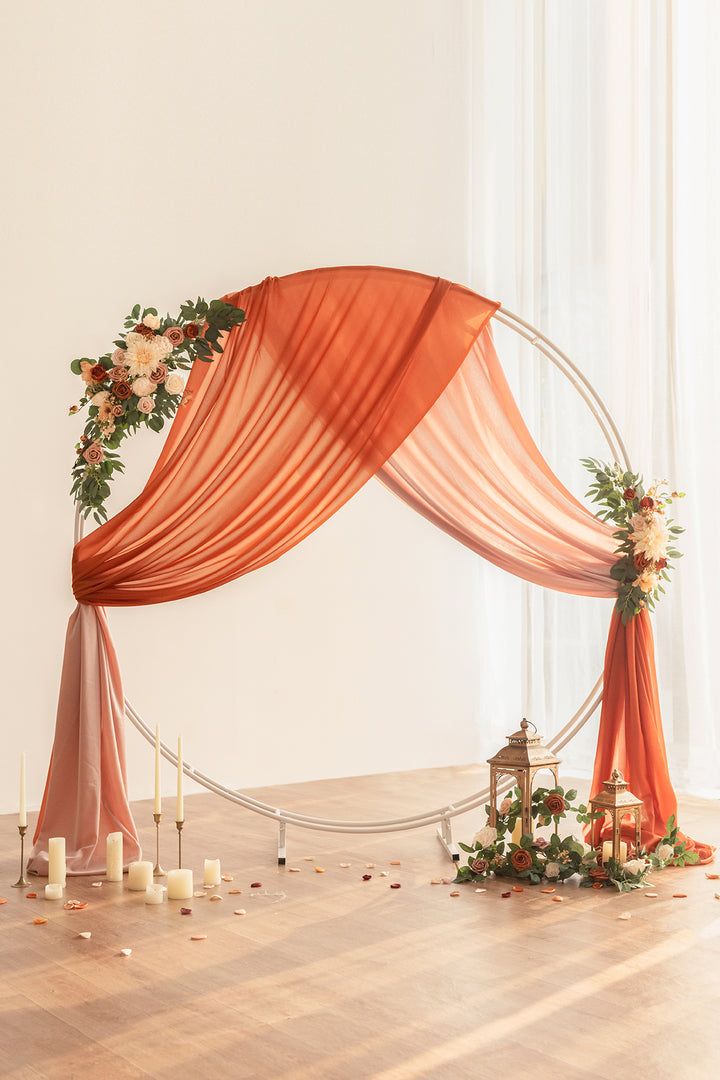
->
470, 0, 720, 794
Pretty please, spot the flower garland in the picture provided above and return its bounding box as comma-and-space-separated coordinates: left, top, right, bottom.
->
70, 298, 245, 522
582, 459, 684, 624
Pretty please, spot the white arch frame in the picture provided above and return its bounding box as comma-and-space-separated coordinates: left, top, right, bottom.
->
75, 305, 631, 863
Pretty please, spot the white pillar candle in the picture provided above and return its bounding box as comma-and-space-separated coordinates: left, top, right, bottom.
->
106, 831, 124, 881
19, 752, 27, 828
48, 837, 66, 887
602, 840, 628, 865
44, 883, 63, 900
154, 724, 162, 815
145, 883, 166, 905
203, 858, 221, 886
167, 868, 193, 900
176, 735, 184, 823
127, 860, 154, 891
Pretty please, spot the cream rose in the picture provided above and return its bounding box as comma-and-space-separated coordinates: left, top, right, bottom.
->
137, 395, 155, 414
142, 313, 161, 330
655, 843, 674, 863
131, 376, 155, 398
473, 824, 498, 849
544, 862, 560, 879
111, 347, 126, 366
165, 372, 185, 395
622, 858, 646, 876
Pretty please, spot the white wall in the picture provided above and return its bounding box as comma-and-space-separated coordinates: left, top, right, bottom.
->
0, 2, 485, 812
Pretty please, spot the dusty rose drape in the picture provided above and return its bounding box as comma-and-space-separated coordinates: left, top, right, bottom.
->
32, 265, 710, 874
32, 267, 498, 873
380, 331, 712, 860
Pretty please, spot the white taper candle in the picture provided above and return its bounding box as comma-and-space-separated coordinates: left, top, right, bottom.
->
19, 751, 27, 828
176, 735, 184, 823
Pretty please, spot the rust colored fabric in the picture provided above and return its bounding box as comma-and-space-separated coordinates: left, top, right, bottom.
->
380, 329, 712, 858
73, 267, 498, 606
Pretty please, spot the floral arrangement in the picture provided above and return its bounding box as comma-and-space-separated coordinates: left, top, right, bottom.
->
493, 785, 600, 836
647, 815, 700, 869
582, 459, 684, 624
579, 851, 651, 893
70, 297, 245, 522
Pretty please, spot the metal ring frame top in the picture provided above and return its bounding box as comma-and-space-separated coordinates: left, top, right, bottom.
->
74, 305, 631, 839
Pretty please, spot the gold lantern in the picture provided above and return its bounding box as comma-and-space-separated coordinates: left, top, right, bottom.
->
487, 718, 560, 840
589, 768, 643, 865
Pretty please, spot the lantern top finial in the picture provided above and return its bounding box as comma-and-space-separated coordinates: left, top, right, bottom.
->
486, 717, 560, 770
590, 768, 643, 811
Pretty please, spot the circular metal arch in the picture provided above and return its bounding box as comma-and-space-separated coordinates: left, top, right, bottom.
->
75, 305, 631, 855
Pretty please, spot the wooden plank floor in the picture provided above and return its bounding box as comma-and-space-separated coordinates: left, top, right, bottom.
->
1, 765, 719, 1079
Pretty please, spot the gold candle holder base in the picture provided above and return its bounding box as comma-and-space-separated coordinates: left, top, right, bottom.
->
176, 819, 184, 869
153, 812, 166, 877
11, 825, 30, 888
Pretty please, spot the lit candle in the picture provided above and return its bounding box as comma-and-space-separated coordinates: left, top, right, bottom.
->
602, 840, 628, 865
176, 736, 184, 823
44, 883, 63, 900
154, 725, 162, 815
167, 868, 193, 900
106, 831, 123, 881
19, 752, 27, 828
127, 860, 154, 891
48, 837, 66, 887
145, 883, 165, 905
203, 858, 221, 887
511, 819, 523, 845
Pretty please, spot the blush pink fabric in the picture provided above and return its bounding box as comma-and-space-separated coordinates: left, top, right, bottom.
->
29, 604, 140, 875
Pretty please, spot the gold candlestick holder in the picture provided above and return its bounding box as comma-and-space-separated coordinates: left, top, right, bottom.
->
153, 812, 166, 877
176, 819, 184, 869
12, 824, 30, 888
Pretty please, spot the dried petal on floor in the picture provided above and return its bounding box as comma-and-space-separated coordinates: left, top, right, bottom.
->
250, 882, 262, 888
0, 898, 7, 905
551, 896, 564, 903
540, 887, 556, 894
26, 893, 38, 899
705, 873, 720, 880
221, 874, 233, 882
501, 892, 511, 899
672, 893, 688, 899
474, 888, 487, 894
362, 874, 372, 881
179, 907, 192, 915
190, 934, 207, 941
390, 883, 401, 889
314, 867, 326, 874
119, 948, 132, 956
339, 863, 351, 868
208, 895, 223, 902
63, 901, 88, 911
379, 871, 389, 877
32, 917, 48, 925
366, 864, 375, 869
228, 888, 242, 894
77, 931, 92, 939
389, 860, 401, 866
618, 912, 632, 920
645, 892, 659, 898
511, 886, 524, 893
91, 882, 103, 888
449, 891, 460, 897
430, 879, 443, 885
233, 908, 247, 915
303, 857, 314, 862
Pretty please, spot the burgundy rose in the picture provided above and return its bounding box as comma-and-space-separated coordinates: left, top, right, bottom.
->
109, 365, 129, 382
184, 322, 200, 340
163, 326, 185, 347
634, 552, 650, 570
510, 849, 532, 872
114, 381, 132, 400
622, 487, 636, 501
656, 557, 668, 570
89, 364, 107, 383
544, 793, 567, 816
134, 322, 155, 339
470, 857, 489, 876
149, 363, 168, 385
640, 496, 654, 510
82, 442, 104, 465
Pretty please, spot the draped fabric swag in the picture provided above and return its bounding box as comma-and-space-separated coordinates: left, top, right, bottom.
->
30, 266, 711, 875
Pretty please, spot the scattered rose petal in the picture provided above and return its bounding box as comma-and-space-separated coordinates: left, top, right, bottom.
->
379, 871, 389, 877
552, 896, 564, 903
365, 864, 375, 869
390, 883, 401, 889
234, 908, 247, 915
540, 887, 556, 894
91, 882, 103, 888
26, 893, 37, 899
228, 888, 242, 894
0, 898, 7, 905
714, 892, 720, 901
250, 882, 262, 888
221, 874, 233, 882
303, 857, 314, 862
339, 863, 351, 868
314, 867, 325, 874
179, 907, 192, 916
474, 888, 487, 894
203, 884, 215, 890
618, 912, 632, 920
77, 931, 92, 939
645, 892, 659, 898
672, 893, 688, 899
193, 891, 205, 898
119, 948, 132, 957
362, 874, 372, 881
705, 873, 719, 880
63, 901, 88, 911
430, 878, 443, 885
32, 916, 48, 925
208, 895, 223, 903
501, 892, 511, 899
511, 885, 524, 893
190, 934, 207, 941
449, 890, 460, 897
389, 860, 401, 866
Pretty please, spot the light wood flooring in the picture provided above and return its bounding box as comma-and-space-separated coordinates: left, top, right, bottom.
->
1, 765, 719, 1080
